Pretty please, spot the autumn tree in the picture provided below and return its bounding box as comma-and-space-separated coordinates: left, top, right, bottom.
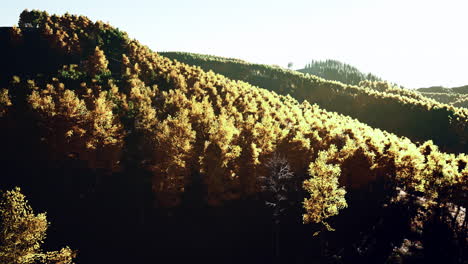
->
303, 145, 347, 232
85, 46, 111, 77
0, 187, 75, 264
0, 89, 12, 117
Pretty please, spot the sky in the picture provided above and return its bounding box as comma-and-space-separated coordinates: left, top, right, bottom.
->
1, 0, 467, 88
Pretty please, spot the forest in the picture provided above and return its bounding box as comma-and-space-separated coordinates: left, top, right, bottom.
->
416, 85, 468, 109
0, 10, 466, 264
298, 59, 384, 86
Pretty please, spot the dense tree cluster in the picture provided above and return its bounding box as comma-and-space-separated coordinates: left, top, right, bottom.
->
416, 92, 468, 108
413, 85, 468, 108
452, 96, 468, 108
417, 85, 468, 94
162, 52, 468, 154
0, 10, 466, 250
299, 59, 384, 86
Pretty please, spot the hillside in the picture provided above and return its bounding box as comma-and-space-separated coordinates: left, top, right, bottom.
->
161, 52, 468, 154
415, 92, 468, 108
298, 59, 383, 86
414, 86, 468, 108
417, 85, 468, 94
0, 10, 467, 264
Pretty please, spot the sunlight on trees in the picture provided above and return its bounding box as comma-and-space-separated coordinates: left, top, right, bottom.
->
0, 187, 75, 264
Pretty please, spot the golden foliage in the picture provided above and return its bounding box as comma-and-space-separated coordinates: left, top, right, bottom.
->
27, 79, 123, 171
7, 10, 467, 222
0, 89, 12, 117
151, 109, 196, 206
303, 145, 347, 230
85, 47, 110, 76
0, 187, 75, 264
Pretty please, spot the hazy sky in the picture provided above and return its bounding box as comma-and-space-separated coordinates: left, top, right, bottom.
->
1, 0, 467, 88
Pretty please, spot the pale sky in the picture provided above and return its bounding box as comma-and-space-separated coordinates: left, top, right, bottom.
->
1, 0, 467, 88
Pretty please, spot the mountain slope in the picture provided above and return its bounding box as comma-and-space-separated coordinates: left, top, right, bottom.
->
415, 85, 468, 108
0, 10, 466, 263
161, 51, 468, 153
415, 92, 468, 108
1, 9, 465, 207
417, 85, 468, 94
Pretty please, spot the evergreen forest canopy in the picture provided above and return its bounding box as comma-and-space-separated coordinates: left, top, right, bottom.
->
298, 59, 384, 86
417, 85, 468, 94
301, 59, 468, 109
0, 9, 466, 264
416, 85, 468, 108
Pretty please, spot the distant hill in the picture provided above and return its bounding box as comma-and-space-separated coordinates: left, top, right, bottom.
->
415, 85, 468, 108
298, 59, 384, 86
417, 85, 468, 94
415, 92, 468, 108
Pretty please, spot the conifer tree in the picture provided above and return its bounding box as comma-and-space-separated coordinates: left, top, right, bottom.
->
85, 46, 110, 77
18, 9, 48, 28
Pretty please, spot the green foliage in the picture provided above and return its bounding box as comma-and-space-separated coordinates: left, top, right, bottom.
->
300, 59, 383, 86
0, 187, 75, 264
59, 64, 85, 81
417, 85, 468, 94
95, 27, 129, 60
18, 9, 48, 28
417, 92, 468, 108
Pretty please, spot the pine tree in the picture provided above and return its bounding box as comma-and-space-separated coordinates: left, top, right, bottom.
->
85, 46, 110, 77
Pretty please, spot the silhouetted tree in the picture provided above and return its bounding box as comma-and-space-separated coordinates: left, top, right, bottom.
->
18, 9, 48, 28
260, 154, 298, 261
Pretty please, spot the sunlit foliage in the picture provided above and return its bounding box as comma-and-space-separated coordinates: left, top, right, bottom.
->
2, 10, 466, 232
303, 145, 347, 231
162, 52, 468, 153
0, 89, 12, 117
0, 187, 75, 264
